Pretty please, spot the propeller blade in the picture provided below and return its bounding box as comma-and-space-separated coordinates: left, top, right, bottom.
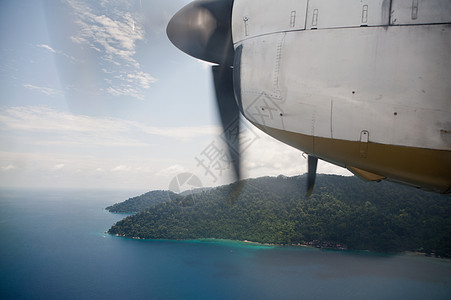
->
306, 156, 318, 197
167, 0, 242, 200
166, 0, 235, 66
212, 65, 241, 182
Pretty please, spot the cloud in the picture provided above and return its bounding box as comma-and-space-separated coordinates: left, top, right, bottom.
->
23, 84, 61, 96
126, 71, 157, 89
53, 164, 65, 170
37, 44, 56, 53
0, 150, 171, 189
172, 118, 353, 187
0, 106, 218, 147
156, 164, 188, 177
111, 165, 131, 172
36, 44, 78, 62
1, 164, 16, 171
0, 106, 128, 133
138, 124, 220, 141
239, 121, 353, 179
0, 114, 352, 190
66, 0, 155, 100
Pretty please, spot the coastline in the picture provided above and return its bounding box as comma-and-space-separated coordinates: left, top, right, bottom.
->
109, 233, 451, 260
110, 234, 345, 249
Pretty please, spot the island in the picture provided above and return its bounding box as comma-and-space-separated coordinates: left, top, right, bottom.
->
106, 190, 176, 213
107, 175, 451, 257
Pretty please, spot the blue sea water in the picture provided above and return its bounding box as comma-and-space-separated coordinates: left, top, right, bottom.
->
1, 189, 450, 300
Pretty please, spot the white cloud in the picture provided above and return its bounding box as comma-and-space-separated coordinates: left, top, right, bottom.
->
111, 165, 131, 172
37, 44, 56, 53
170, 119, 353, 188
239, 121, 352, 179
137, 124, 220, 141
0, 106, 217, 144
106, 86, 145, 100
126, 71, 157, 89
156, 164, 188, 177
23, 84, 61, 96
53, 164, 65, 170
66, 0, 155, 100
0, 150, 171, 189
1, 164, 16, 171
0, 108, 352, 189
36, 44, 78, 62
0, 106, 128, 133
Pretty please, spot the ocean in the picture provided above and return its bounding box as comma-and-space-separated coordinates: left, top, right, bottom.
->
1, 188, 450, 299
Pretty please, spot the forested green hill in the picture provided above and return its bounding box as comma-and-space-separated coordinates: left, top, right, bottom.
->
108, 175, 451, 257
106, 190, 175, 213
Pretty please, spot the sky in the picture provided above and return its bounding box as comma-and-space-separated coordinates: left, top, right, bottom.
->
0, 0, 351, 192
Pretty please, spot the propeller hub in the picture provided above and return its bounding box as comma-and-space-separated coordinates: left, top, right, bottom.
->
167, 0, 235, 66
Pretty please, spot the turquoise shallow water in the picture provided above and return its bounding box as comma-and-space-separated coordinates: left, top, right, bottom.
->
1, 188, 450, 299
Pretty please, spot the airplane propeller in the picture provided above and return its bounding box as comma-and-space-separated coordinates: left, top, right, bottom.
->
167, 0, 317, 196
167, 0, 240, 182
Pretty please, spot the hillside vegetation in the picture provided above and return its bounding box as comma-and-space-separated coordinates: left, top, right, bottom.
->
106, 190, 175, 213
108, 175, 451, 257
